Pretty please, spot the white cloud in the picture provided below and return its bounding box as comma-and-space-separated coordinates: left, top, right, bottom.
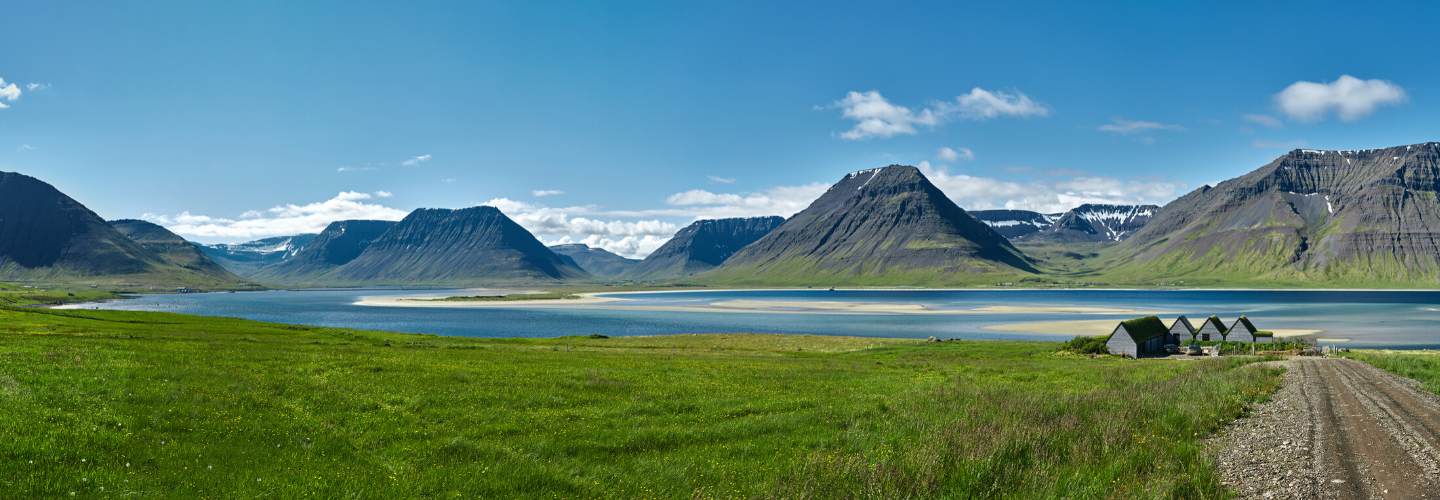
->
17, 144, 34, 151
143, 191, 411, 240
1251, 139, 1309, 149
1096, 118, 1185, 135
337, 166, 378, 172
532, 190, 565, 197
334, 191, 372, 201
917, 161, 1183, 213
403, 154, 432, 166
26, 83, 49, 91
825, 87, 1049, 140
661, 183, 830, 219
707, 175, 736, 184
1242, 114, 1283, 128
827, 90, 940, 140
544, 235, 671, 260
374, 190, 393, 198
936, 147, 974, 162
1275, 75, 1407, 122
481, 198, 679, 237
0, 78, 20, 108
937, 88, 1050, 121
441, 178, 456, 183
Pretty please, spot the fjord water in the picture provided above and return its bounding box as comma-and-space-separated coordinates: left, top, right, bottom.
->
64, 289, 1440, 348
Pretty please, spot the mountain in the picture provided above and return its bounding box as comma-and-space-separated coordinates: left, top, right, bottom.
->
109, 220, 244, 280
198, 234, 318, 277
256, 207, 590, 285
0, 171, 246, 286
620, 216, 785, 281
249, 220, 396, 284
549, 244, 639, 278
968, 210, 1060, 239
701, 165, 1035, 285
1033, 204, 1158, 242
1106, 143, 1440, 285
969, 205, 1157, 242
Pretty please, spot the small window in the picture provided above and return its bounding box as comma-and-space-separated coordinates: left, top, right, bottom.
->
1202, 334, 1210, 341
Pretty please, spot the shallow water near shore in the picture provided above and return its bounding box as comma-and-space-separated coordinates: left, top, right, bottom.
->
60, 288, 1440, 348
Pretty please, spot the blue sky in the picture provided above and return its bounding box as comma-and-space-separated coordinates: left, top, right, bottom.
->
3, 0, 1437, 257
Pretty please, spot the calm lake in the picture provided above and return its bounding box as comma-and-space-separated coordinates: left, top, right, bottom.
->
61, 288, 1440, 349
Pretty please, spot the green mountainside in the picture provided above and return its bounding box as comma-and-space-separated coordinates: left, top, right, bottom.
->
620, 216, 785, 282
108, 219, 246, 282
548, 244, 640, 278
255, 207, 593, 286
699, 165, 1037, 285
0, 171, 248, 287
1091, 143, 1440, 286
249, 220, 397, 284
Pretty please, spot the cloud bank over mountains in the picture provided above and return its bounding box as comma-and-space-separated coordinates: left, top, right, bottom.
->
825, 87, 1050, 140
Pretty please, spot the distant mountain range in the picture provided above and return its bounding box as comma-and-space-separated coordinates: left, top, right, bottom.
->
198, 234, 317, 277
0, 171, 246, 286
1105, 143, 1440, 285
549, 244, 639, 278
620, 216, 785, 281
249, 220, 397, 284
13, 143, 1440, 288
702, 165, 1034, 285
969, 204, 1158, 242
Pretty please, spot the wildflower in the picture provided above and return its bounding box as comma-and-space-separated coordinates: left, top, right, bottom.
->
257, 478, 262, 482
126, 463, 130, 467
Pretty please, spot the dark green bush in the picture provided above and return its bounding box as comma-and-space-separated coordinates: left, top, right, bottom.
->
1062, 335, 1109, 355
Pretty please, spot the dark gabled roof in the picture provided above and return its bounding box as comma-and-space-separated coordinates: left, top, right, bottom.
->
1197, 315, 1228, 333
1232, 315, 1258, 334
1110, 315, 1170, 344
1168, 315, 1195, 333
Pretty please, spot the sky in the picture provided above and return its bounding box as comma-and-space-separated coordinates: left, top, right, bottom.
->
3, 0, 1438, 258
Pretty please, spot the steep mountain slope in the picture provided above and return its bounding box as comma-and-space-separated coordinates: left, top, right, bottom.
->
1034, 204, 1158, 242
968, 210, 1060, 239
109, 220, 244, 281
549, 244, 639, 278
1106, 143, 1440, 285
620, 216, 785, 281
702, 165, 1035, 285
249, 220, 396, 284
0, 171, 247, 285
325, 207, 591, 285
199, 234, 317, 277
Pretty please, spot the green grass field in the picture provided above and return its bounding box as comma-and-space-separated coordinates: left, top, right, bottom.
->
1352, 350, 1440, 395
0, 304, 1283, 499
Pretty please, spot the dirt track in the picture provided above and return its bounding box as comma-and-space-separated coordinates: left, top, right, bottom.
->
1218, 358, 1440, 499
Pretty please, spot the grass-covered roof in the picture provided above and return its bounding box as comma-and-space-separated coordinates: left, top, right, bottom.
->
1200, 315, 1228, 333
1234, 315, 1257, 333
1112, 315, 1170, 343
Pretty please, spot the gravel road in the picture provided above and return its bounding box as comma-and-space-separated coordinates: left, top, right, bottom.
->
1216, 358, 1440, 499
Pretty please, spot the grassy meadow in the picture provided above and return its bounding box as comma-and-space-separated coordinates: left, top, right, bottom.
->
0, 302, 1284, 499
1351, 350, 1440, 395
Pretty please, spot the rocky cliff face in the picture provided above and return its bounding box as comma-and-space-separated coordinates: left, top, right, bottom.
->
969, 205, 1156, 242
109, 219, 242, 280
199, 234, 318, 277
327, 207, 591, 284
1113, 143, 1440, 284
548, 244, 639, 278
249, 220, 397, 283
703, 165, 1034, 284
621, 216, 785, 281
1036, 204, 1158, 242
967, 210, 1060, 239
0, 171, 240, 285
